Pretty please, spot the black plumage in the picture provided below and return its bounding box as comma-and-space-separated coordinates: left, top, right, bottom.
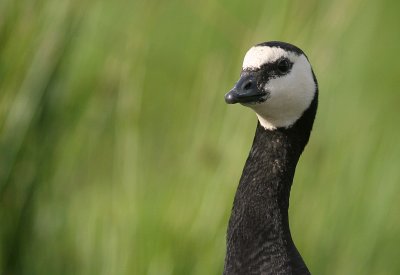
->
223, 42, 318, 275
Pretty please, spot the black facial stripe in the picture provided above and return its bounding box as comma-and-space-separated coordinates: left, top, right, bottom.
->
270, 58, 293, 76
241, 58, 294, 93
243, 59, 293, 79
243, 61, 292, 73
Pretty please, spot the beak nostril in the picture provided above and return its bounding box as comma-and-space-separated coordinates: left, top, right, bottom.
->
243, 81, 253, 90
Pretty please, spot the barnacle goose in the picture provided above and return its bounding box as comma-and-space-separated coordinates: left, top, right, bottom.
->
223, 41, 318, 275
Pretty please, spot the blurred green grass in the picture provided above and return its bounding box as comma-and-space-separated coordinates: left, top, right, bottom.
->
1, 0, 400, 274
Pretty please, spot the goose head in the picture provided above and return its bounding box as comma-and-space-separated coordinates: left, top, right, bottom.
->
225, 41, 317, 130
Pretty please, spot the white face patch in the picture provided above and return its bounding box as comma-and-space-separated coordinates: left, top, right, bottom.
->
243, 46, 298, 70
242, 46, 316, 130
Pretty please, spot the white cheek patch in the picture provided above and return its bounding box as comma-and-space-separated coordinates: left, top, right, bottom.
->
243, 46, 296, 69
250, 55, 316, 130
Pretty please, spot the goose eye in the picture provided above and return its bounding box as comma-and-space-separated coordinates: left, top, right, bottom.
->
277, 59, 290, 73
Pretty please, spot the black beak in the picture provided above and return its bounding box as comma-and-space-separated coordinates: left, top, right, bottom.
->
225, 74, 267, 104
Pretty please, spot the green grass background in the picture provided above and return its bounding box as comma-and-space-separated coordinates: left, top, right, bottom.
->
1, 0, 400, 274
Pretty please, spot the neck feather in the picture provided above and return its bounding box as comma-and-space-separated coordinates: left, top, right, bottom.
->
223, 95, 317, 275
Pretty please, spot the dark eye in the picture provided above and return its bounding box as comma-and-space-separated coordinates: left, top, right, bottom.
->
277, 59, 290, 73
